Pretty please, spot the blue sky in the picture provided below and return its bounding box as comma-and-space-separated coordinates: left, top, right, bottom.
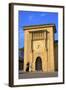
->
18, 11, 58, 48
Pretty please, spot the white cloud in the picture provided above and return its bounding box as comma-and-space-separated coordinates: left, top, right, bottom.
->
29, 15, 33, 20
40, 13, 46, 16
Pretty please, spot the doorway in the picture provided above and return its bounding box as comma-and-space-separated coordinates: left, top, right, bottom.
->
35, 57, 42, 71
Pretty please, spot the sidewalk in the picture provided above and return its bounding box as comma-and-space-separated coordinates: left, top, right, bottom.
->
19, 71, 58, 79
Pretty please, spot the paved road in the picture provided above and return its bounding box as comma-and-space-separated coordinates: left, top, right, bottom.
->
19, 71, 58, 79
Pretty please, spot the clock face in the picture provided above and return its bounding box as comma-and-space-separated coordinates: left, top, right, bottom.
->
33, 40, 44, 51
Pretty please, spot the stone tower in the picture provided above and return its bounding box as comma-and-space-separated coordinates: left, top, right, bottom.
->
23, 24, 56, 72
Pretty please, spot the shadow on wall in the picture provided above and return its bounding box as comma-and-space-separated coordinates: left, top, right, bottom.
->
54, 40, 58, 71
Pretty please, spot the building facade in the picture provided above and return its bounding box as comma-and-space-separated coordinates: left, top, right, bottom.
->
23, 24, 56, 72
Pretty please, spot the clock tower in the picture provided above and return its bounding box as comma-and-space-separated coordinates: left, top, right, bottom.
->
23, 24, 56, 72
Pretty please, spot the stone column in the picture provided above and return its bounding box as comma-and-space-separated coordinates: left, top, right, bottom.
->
48, 28, 55, 72
24, 31, 28, 72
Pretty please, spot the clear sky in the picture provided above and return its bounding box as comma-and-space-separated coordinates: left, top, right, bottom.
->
18, 11, 58, 48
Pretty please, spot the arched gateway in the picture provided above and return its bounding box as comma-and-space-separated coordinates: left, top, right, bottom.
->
35, 57, 42, 71
24, 24, 55, 72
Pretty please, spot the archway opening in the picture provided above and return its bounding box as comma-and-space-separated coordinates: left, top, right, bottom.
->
35, 56, 42, 71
